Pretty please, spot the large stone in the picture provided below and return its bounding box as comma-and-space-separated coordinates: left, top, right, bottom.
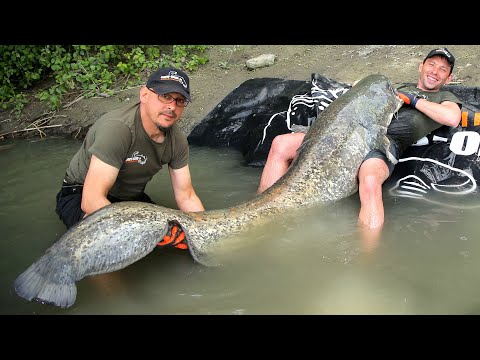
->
246, 54, 276, 70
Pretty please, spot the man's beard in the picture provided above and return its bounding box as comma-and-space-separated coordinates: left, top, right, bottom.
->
157, 124, 171, 133
157, 111, 175, 133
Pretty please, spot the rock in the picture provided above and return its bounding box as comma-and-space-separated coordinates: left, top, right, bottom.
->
246, 54, 276, 70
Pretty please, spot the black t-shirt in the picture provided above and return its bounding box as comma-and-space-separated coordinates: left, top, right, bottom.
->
388, 83, 462, 156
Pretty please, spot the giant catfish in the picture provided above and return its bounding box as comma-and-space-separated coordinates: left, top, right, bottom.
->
14, 74, 402, 308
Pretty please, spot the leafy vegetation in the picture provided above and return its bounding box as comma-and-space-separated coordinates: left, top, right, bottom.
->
0, 45, 209, 115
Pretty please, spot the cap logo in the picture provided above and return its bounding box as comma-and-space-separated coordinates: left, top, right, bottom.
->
159, 71, 188, 89
435, 48, 452, 59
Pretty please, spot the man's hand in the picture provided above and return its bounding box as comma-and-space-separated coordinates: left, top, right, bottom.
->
397, 90, 419, 108
157, 224, 188, 249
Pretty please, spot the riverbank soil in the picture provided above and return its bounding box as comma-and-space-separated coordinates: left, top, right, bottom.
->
1, 45, 479, 140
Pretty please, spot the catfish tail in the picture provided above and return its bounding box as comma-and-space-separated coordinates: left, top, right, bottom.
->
14, 258, 77, 309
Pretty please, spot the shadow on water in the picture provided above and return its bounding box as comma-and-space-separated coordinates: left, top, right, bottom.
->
2, 137, 480, 314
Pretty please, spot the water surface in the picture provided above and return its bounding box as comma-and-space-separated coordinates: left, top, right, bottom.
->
1, 137, 480, 315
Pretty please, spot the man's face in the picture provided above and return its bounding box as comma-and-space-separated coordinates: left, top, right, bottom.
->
418, 55, 453, 91
142, 87, 186, 131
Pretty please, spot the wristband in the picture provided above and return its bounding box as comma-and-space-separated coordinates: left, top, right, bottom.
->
411, 96, 419, 108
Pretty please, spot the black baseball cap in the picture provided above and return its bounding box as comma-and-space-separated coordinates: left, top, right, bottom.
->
146, 67, 191, 101
424, 47, 455, 70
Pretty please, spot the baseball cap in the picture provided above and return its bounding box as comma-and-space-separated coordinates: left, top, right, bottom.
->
146, 67, 191, 101
424, 47, 455, 70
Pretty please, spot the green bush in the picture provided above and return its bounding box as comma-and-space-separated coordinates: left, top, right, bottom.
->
0, 45, 209, 115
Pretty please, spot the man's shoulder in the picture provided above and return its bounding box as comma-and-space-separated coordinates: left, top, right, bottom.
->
437, 87, 462, 105
91, 102, 138, 136
394, 82, 415, 90
168, 123, 185, 137
93, 102, 140, 133
169, 125, 188, 147
98, 102, 140, 122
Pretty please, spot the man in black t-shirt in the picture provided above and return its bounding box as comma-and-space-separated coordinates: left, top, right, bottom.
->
256, 47, 462, 248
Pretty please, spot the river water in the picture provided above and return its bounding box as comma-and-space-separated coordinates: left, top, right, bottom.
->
1, 137, 480, 315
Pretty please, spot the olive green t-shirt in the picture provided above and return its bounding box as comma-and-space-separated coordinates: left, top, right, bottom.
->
65, 102, 189, 199
389, 83, 462, 154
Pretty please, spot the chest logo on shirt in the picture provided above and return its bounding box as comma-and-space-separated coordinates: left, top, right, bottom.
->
125, 151, 147, 165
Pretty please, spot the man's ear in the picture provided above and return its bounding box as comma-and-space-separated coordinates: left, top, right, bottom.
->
139, 86, 149, 103
445, 73, 454, 85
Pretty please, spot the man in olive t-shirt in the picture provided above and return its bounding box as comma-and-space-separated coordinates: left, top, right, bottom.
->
255, 47, 462, 249
55, 67, 205, 240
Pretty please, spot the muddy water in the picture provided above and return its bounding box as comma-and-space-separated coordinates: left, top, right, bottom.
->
2, 137, 480, 315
